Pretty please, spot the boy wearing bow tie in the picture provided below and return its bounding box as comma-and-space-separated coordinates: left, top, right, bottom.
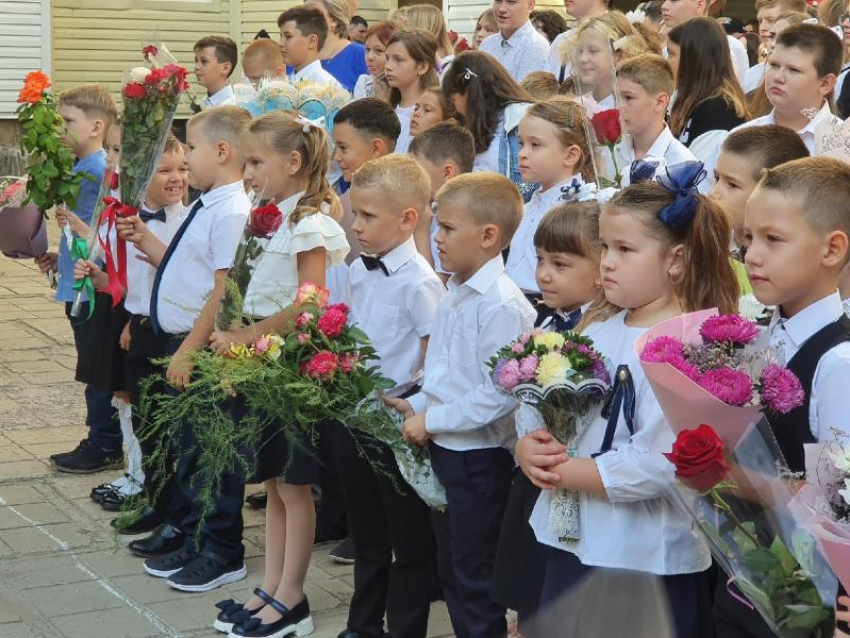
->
331, 154, 445, 638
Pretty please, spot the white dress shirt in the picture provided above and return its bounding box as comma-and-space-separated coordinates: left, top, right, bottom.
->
744, 62, 765, 94
353, 73, 372, 99
529, 310, 711, 575
727, 35, 750, 87
125, 202, 186, 316
394, 103, 415, 155
289, 59, 346, 91
244, 191, 349, 319
480, 20, 550, 83
731, 100, 841, 155
205, 85, 236, 108
347, 237, 446, 397
547, 29, 573, 80
617, 126, 698, 189
429, 202, 448, 275
768, 291, 850, 441
407, 256, 537, 451
154, 181, 250, 335
505, 176, 581, 293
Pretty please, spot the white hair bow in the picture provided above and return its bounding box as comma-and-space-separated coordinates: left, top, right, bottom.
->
295, 115, 326, 133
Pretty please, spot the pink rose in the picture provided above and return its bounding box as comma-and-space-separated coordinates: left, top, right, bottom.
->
511, 342, 526, 354
295, 312, 314, 328
305, 351, 338, 379
254, 337, 270, 353
317, 304, 349, 338
297, 333, 311, 344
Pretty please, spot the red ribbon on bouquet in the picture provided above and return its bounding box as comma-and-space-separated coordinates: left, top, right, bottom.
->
98, 196, 138, 306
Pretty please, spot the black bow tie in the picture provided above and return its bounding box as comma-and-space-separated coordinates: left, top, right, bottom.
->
361, 254, 390, 276
139, 208, 166, 224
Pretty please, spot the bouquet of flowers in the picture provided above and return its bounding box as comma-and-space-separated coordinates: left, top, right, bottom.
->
789, 440, 850, 601
0, 176, 48, 261
98, 42, 189, 306
488, 330, 611, 541
637, 310, 838, 636
215, 193, 279, 330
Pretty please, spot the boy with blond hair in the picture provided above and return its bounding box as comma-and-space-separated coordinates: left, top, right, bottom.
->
333, 154, 445, 638
615, 54, 696, 186
241, 39, 285, 85
716, 156, 850, 636
388, 172, 536, 638
37, 84, 122, 474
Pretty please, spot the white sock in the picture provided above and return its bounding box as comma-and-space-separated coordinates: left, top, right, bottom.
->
112, 397, 145, 495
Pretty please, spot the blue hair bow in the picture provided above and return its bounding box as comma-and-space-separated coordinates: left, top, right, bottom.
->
656, 161, 706, 229
559, 177, 582, 201
629, 159, 659, 184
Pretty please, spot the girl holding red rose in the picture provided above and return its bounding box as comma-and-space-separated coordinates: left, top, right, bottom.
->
206, 111, 350, 638
514, 162, 739, 638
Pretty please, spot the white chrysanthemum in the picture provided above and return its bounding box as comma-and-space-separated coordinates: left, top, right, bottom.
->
536, 352, 573, 386
534, 332, 566, 351
738, 294, 768, 321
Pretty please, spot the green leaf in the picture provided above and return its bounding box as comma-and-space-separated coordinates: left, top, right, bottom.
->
735, 579, 775, 619
732, 522, 758, 555
347, 327, 372, 345
783, 605, 831, 630
770, 535, 800, 576
743, 547, 781, 572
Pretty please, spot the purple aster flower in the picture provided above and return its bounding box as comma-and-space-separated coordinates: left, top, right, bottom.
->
697, 368, 754, 406
518, 355, 539, 382
699, 314, 760, 347
759, 363, 804, 414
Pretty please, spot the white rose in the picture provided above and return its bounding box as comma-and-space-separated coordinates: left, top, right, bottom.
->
738, 294, 768, 321
129, 67, 151, 83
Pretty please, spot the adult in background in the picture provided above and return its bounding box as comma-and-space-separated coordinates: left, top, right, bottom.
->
480, 0, 550, 82
660, 0, 750, 86
547, 0, 610, 79
530, 9, 569, 43
305, 0, 368, 92
349, 15, 368, 43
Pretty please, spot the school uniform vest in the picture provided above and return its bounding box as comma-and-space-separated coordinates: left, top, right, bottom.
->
768, 315, 850, 473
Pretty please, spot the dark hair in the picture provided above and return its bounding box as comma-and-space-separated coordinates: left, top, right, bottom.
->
335, 97, 402, 148
529, 9, 569, 43
254, 29, 271, 39
278, 6, 330, 50
642, 1, 664, 24
775, 23, 843, 79
387, 28, 440, 108
534, 201, 601, 259
721, 125, 810, 181
350, 15, 368, 27
442, 50, 534, 153
668, 18, 749, 138
409, 122, 476, 173
194, 36, 238, 78
742, 32, 760, 67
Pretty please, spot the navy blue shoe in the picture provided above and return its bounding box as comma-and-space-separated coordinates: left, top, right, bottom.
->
213, 588, 273, 633
231, 597, 313, 637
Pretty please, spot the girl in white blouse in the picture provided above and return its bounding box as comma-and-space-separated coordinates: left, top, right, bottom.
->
207, 111, 349, 637
515, 163, 740, 638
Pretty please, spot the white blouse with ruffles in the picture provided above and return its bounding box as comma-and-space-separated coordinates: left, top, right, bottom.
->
243, 191, 349, 319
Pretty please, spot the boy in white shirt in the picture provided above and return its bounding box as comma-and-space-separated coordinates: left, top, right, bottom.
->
194, 36, 238, 107
117, 106, 252, 593
279, 6, 345, 90
388, 172, 536, 638
615, 54, 696, 187
717, 156, 850, 637
334, 154, 445, 638
732, 23, 843, 154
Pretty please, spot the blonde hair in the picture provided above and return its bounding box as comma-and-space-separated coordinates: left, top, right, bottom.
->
59, 84, 118, 129
352, 154, 432, 215
435, 171, 523, 248
616, 53, 674, 97
243, 38, 285, 72
188, 105, 253, 149
315, 0, 350, 38
520, 71, 562, 99
246, 112, 342, 224
523, 97, 593, 182
558, 12, 639, 67
402, 4, 453, 57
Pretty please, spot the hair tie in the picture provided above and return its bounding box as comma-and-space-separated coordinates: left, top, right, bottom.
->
655, 161, 706, 229
295, 115, 325, 133
630, 159, 660, 184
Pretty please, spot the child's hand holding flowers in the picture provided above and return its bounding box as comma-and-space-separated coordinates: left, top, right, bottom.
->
401, 412, 430, 446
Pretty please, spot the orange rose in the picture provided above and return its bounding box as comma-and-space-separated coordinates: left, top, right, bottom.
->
17, 71, 51, 104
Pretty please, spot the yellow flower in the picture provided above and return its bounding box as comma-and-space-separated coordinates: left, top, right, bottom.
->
229, 343, 254, 359
536, 352, 573, 386
534, 332, 565, 351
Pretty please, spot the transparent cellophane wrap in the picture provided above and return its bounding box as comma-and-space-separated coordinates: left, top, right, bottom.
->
636, 310, 838, 637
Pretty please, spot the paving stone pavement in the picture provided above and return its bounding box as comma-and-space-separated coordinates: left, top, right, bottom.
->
0, 253, 455, 638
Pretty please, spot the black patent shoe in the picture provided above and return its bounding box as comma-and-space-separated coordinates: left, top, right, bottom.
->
111, 506, 164, 535
246, 491, 267, 510
232, 597, 313, 637
213, 588, 273, 633
90, 482, 116, 503
128, 523, 185, 558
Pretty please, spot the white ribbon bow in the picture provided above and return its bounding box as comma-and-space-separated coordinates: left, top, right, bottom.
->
295, 115, 326, 133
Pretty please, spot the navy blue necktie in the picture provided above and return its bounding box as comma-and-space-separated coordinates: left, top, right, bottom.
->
149, 199, 204, 334
549, 308, 582, 332
139, 208, 166, 224
361, 254, 390, 276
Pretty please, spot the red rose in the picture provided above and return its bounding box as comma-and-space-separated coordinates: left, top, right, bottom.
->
145, 67, 169, 86
142, 44, 159, 59
664, 424, 730, 492
123, 82, 147, 100
305, 351, 338, 379
317, 304, 348, 338
163, 64, 190, 92
106, 169, 119, 191
248, 204, 283, 239
591, 109, 622, 146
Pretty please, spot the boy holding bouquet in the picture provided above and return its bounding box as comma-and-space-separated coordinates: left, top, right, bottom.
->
36, 84, 122, 474
334, 154, 445, 638
387, 172, 536, 638
717, 156, 850, 635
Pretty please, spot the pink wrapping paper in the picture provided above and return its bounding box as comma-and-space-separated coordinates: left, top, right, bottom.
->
635, 309, 763, 448
789, 485, 850, 593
